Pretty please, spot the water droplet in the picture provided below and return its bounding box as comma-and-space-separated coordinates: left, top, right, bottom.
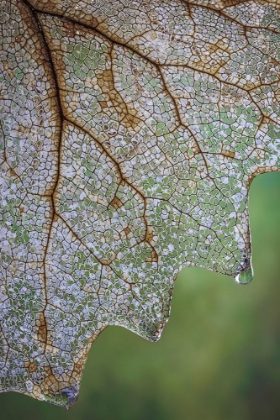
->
62, 387, 78, 407
43, 386, 78, 408
235, 265, 253, 285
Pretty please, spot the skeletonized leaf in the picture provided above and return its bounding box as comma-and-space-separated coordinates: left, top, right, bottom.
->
1, 0, 280, 407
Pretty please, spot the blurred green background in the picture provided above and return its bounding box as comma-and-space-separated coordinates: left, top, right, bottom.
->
1, 172, 280, 420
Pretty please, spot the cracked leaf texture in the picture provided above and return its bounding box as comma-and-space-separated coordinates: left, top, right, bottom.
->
1, 0, 280, 407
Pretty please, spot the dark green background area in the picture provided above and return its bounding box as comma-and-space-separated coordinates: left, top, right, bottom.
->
1, 172, 280, 420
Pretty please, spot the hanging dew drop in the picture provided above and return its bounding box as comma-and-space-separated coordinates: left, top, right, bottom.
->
235, 266, 254, 285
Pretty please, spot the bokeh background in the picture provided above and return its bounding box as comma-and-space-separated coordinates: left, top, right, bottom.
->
1, 172, 280, 420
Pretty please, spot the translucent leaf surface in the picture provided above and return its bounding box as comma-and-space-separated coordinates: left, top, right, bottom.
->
1, 0, 280, 407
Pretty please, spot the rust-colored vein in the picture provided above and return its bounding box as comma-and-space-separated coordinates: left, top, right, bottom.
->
22, 0, 64, 353
157, 65, 211, 177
